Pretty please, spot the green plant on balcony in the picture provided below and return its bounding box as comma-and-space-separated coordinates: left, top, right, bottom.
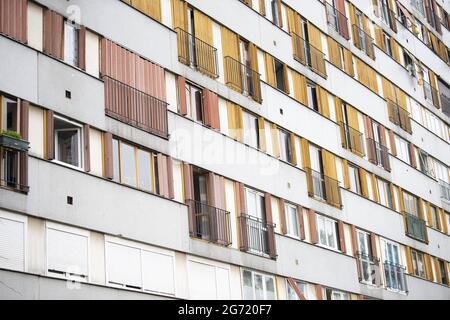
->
0, 130, 29, 152
1, 130, 22, 140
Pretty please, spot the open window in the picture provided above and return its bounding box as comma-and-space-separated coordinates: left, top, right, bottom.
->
64, 20, 80, 67
54, 116, 83, 169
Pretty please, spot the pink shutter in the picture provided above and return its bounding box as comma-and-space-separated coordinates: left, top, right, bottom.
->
265, 193, 277, 259
45, 110, 55, 160
78, 26, 86, 70
308, 209, 318, 244
364, 116, 376, 164
335, 0, 349, 39
389, 129, 397, 156
103, 132, 114, 179
157, 153, 169, 198
203, 89, 220, 130
43, 10, 64, 60
178, 76, 187, 115
236, 182, 249, 251
379, 125, 390, 171
166, 156, 174, 200
338, 220, 346, 253
408, 143, 417, 168
297, 205, 306, 240
278, 198, 287, 235
0, 0, 27, 43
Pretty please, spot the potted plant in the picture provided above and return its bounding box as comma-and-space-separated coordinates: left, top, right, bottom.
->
0, 130, 30, 152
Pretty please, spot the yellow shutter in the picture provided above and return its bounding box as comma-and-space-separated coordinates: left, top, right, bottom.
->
259, 0, 266, 16
227, 102, 243, 142
172, 0, 188, 30
271, 123, 280, 158
300, 138, 311, 170
290, 133, 297, 166
434, 257, 442, 284
390, 38, 400, 63
258, 117, 266, 152
264, 53, 276, 87
398, 187, 405, 213
405, 247, 413, 274
441, 210, 448, 234
424, 254, 434, 281
429, 69, 441, 108
426, 201, 433, 227
307, 22, 322, 52
371, 174, 379, 202
249, 42, 259, 74
342, 159, 350, 189
382, 77, 394, 101
374, 26, 385, 51
283, 64, 290, 94
346, 105, 360, 131
390, 183, 397, 211
343, 48, 354, 77
193, 10, 213, 45
327, 37, 342, 69
359, 168, 369, 198
292, 70, 308, 106
221, 27, 241, 90
348, 4, 358, 45
322, 150, 337, 180
286, 6, 302, 35
317, 87, 330, 119
127, 0, 162, 21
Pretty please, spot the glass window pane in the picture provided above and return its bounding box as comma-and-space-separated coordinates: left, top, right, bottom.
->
265, 277, 276, 300
137, 150, 153, 192
254, 274, 264, 300
242, 270, 254, 300
55, 117, 81, 167
120, 143, 137, 187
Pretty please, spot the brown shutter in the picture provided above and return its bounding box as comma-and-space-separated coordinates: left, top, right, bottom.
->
157, 153, 170, 198
103, 132, 114, 179
19, 100, 29, 191
43, 10, 64, 60
45, 110, 55, 160
297, 205, 306, 240
308, 209, 318, 244
287, 277, 307, 300
83, 124, 91, 172
408, 143, 417, 168
370, 233, 378, 259
388, 130, 397, 156
338, 220, 346, 253
0, 0, 28, 43
278, 198, 287, 235
364, 116, 376, 164
78, 26, 86, 70
335, 0, 349, 39
178, 76, 187, 115
379, 125, 390, 171
167, 156, 175, 200
236, 182, 249, 252
203, 89, 220, 130
315, 284, 323, 300
265, 192, 277, 259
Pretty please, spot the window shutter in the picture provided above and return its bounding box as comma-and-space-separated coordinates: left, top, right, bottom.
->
43, 10, 64, 60
265, 193, 277, 259
408, 143, 417, 168
19, 100, 29, 190
371, 174, 379, 202
337, 221, 346, 253
405, 247, 413, 274
314, 284, 323, 300
221, 27, 241, 90
379, 125, 390, 171
157, 154, 170, 198
258, 117, 266, 152
317, 87, 330, 119
0, 217, 25, 271
364, 116, 376, 164
434, 257, 442, 284
425, 201, 433, 227
308, 209, 318, 244
276, 0, 283, 28
342, 159, 350, 189
249, 42, 259, 74
297, 205, 306, 240
167, 156, 175, 200
103, 132, 114, 179
259, 0, 266, 16
343, 48, 354, 77
292, 71, 308, 106
183, 163, 195, 235
78, 26, 86, 70
106, 241, 142, 288
178, 76, 187, 115
282, 64, 290, 94
441, 210, 448, 234
374, 26, 384, 51
45, 109, 55, 160
171, 0, 188, 30
287, 277, 306, 300
335, 0, 349, 39
83, 124, 91, 172
0, 0, 27, 43
289, 133, 297, 166
388, 130, 397, 156
236, 182, 249, 252
270, 123, 280, 158
424, 254, 434, 281
203, 89, 220, 130
278, 198, 287, 235
351, 225, 362, 279
370, 232, 378, 259
359, 168, 369, 198
264, 53, 276, 87
300, 138, 311, 170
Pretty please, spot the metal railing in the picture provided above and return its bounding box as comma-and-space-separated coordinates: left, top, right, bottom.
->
441, 92, 450, 117
366, 138, 390, 171
352, 24, 375, 59
440, 180, 450, 202
103, 76, 169, 138
175, 28, 219, 78
0, 178, 29, 193
292, 33, 327, 78
404, 212, 428, 242
306, 167, 342, 208
224, 56, 262, 103
422, 80, 441, 108
325, 3, 350, 39
357, 252, 381, 286
383, 261, 408, 293
186, 199, 232, 246
238, 214, 275, 256
339, 122, 365, 156
380, 5, 397, 32
387, 99, 412, 133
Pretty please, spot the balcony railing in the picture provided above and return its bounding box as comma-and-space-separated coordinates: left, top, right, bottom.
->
0, 142, 29, 193
387, 99, 412, 133
383, 261, 408, 293
380, 6, 397, 32
238, 214, 275, 257
366, 138, 390, 171
292, 33, 327, 78
404, 212, 428, 243
186, 199, 231, 246
224, 56, 262, 103
325, 3, 350, 40
441, 92, 450, 117
422, 80, 441, 108
103, 76, 168, 138
357, 252, 381, 286
352, 24, 375, 59
306, 168, 342, 208
339, 122, 365, 157
175, 28, 219, 78
440, 180, 450, 203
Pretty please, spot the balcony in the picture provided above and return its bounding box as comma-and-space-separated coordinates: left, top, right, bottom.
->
0, 133, 29, 193
292, 33, 327, 78
238, 214, 276, 258
404, 212, 428, 243
366, 138, 390, 171
306, 168, 342, 208
422, 80, 441, 109
356, 252, 381, 286
175, 28, 219, 79
103, 76, 169, 139
325, 3, 350, 40
352, 24, 375, 59
383, 261, 408, 293
441, 92, 450, 117
224, 56, 262, 103
339, 122, 365, 157
387, 99, 412, 133
186, 199, 231, 246
440, 180, 450, 203
380, 6, 398, 32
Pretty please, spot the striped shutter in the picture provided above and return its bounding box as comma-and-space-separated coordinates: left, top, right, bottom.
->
0, 0, 28, 43
45, 109, 55, 160
408, 143, 417, 168
78, 26, 86, 70
308, 209, 318, 244
278, 198, 287, 235
0, 216, 25, 271
203, 89, 220, 130
103, 132, 114, 179
19, 100, 29, 190
177, 76, 187, 115
265, 193, 277, 259
83, 124, 91, 172
337, 221, 346, 253
43, 10, 64, 60
297, 205, 306, 240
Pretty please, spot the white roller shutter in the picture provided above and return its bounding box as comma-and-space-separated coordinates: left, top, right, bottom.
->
189, 261, 217, 299
142, 250, 175, 295
47, 227, 88, 279
106, 241, 142, 289
215, 267, 231, 299
0, 217, 25, 271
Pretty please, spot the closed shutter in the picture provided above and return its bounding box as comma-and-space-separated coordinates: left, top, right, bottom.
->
0, 216, 25, 271
78, 26, 86, 70
297, 205, 306, 240
335, 0, 349, 39
342, 159, 350, 189
177, 76, 187, 115
203, 89, 220, 130
265, 193, 277, 259
193, 10, 216, 76
227, 102, 244, 142
308, 209, 318, 244
428, 70, 441, 108
45, 109, 55, 160
359, 168, 369, 198
292, 70, 308, 106
172, 0, 188, 30
379, 125, 390, 171
322, 150, 337, 179
167, 156, 175, 200
343, 48, 354, 76
43, 10, 64, 60
441, 210, 448, 234
364, 116, 376, 163
270, 123, 280, 158
388, 130, 397, 156
221, 27, 241, 90
236, 182, 248, 251
371, 174, 379, 202
390, 38, 400, 63
248, 42, 259, 74
83, 124, 91, 172
276, 0, 283, 28
405, 247, 413, 274
188, 260, 230, 299
337, 221, 346, 253
106, 241, 142, 288
290, 133, 297, 166
424, 254, 434, 281
0, 0, 28, 43
19, 100, 29, 190
259, 0, 266, 16
47, 227, 89, 278
141, 250, 175, 295
125, 0, 162, 22
300, 138, 311, 170
264, 53, 276, 87
327, 37, 342, 68
374, 26, 385, 51
157, 154, 171, 198
317, 87, 330, 119
258, 117, 266, 152
103, 132, 114, 179
433, 257, 442, 284
408, 143, 417, 168
278, 198, 287, 235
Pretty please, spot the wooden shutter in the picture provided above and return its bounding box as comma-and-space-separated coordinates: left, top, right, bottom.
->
193, 10, 215, 76
171, 0, 188, 30
271, 123, 280, 158
343, 48, 354, 77
434, 257, 442, 284
315, 284, 323, 300
359, 168, 369, 198
78, 26, 86, 70
103, 132, 114, 179
371, 174, 379, 202
0, 0, 27, 43
45, 110, 55, 160
83, 124, 91, 172
43, 10, 64, 60
259, 0, 266, 16
342, 159, 350, 189
203, 89, 220, 130
297, 205, 306, 240
379, 125, 390, 171
425, 254, 434, 281
388, 130, 397, 156
441, 210, 449, 234
364, 116, 376, 163
183, 163, 195, 235
428, 70, 441, 108
351, 225, 362, 279
282, 64, 290, 94
287, 277, 306, 300
236, 182, 248, 251
227, 102, 243, 142
177, 76, 187, 115
264, 53, 276, 87
307, 22, 322, 52
167, 156, 175, 200
335, 0, 349, 39
157, 154, 174, 199
265, 193, 277, 259
126, 0, 162, 22
370, 233, 378, 259
292, 70, 308, 106
322, 150, 337, 180
308, 209, 318, 244
317, 87, 330, 118
258, 117, 266, 152
290, 133, 297, 166
221, 27, 241, 90
374, 26, 385, 51
300, 138, 311, 170
327, 37, 342, 68
19, 100, 29, 190
337, 221, 346, 253
390, 38, 400, 63
405, 247, 413, 274
408, 143, 417, 168
278, 198, 287, 235
276, 0, 283, 28
249, 42, 259, 74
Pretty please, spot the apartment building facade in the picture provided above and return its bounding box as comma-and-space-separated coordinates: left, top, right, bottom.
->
0, 0, 449, 300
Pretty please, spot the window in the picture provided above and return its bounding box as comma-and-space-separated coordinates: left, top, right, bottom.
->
46, 223, 89, 282
274, 59, 286, 92
377, 178, 393, 208
402, 191, 420, 216
279, 129, 292, 163
411, 249, 426, 278
242, 269, 276, 300
54, 116, 83, 168
307, 82, 319, 112
270, 0, 279, 26
429, 205, 440, 229
325, 288, 349, 300
112, 138, 157, 192
285, 203, 299, 238
394, 135, 410, 164
245, 188, 266, 221
382, 239, 406, 292
64, 20, 79, 67
316, 214, 339, 250
2, 97, 18, 131
348, 164, 361, 194
356, 229, 378, 285
438, 260, 448, 285
383, 32, 392, 56
188, 259, 231, 299
418, 150, 435, 177
287, 279, 307, 300
184, 82, 203, 122
0, 214, 25, 272
242, 110, 260, 149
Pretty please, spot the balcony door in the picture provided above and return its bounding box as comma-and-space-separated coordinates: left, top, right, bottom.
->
355, 10, 367, 52
1, 97, 19, 188
372, 122, 383, 165
239, 39, 254, 96
245, 188, 268, 255
382, 240, 405, 292
187, 7, 196, 67
193, 168, 210, 240
310, 146, 325, 200
357, 230, 376, 285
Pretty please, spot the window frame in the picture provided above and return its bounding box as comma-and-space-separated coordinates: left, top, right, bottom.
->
316, 214, 339, 251
53, 115, 84, 170
241, 268, 277, 300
